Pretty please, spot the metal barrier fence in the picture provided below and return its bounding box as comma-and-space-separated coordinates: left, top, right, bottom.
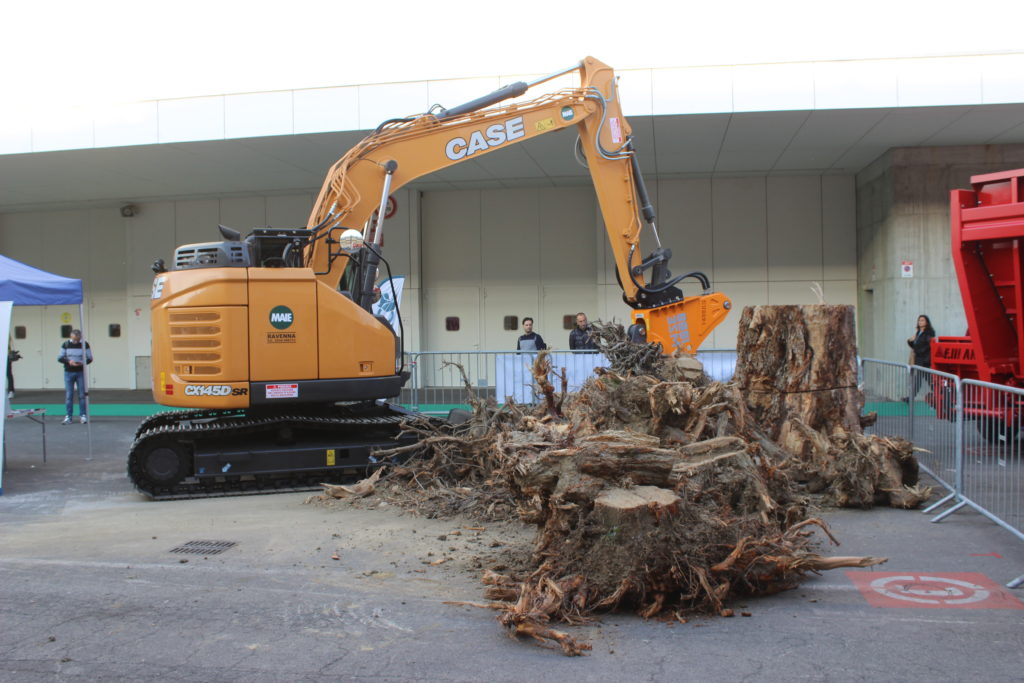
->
910, 366, 962, 494
953, 381, 1024, 554
860, 359, 1022, 588
403, 349, 737, 415
860, 359, 915, 460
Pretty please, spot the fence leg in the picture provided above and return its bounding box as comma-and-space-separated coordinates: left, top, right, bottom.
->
922, 491, 958, 515
930, 499, 967, 523
409, 358, 419, 411
1008, 574, 1024, 589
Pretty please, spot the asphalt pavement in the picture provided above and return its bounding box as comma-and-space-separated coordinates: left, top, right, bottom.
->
1, 415, 1023, 682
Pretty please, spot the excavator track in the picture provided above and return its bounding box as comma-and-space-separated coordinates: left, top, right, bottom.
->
128, 403, 430, 500
132, 408, 248, 441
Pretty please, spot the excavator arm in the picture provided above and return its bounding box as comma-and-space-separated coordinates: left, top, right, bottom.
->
304, 57, 731, 352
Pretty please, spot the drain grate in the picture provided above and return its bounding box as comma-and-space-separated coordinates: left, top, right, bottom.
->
169, 540, 238, 555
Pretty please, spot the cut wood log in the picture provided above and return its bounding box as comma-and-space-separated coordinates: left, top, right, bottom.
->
593, 486, 681, 528
671, 450, 750, 481
576, 448, 682, 486
736, 305, 863, 444
679, 436, 747, 457
317, 468, 384, 498
660, 355, 705, 383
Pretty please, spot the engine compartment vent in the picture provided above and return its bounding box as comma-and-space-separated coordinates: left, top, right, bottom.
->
175, 242, 251, 270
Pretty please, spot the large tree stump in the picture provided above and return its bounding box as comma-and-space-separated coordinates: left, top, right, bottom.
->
734, 305, 862, 448
734, 304, 930, 508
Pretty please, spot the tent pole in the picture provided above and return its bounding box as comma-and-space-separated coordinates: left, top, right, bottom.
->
0, 302, 12, 494
80, 302, 93, 461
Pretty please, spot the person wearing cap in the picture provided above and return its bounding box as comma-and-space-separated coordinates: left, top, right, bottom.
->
58, 329, 92, 424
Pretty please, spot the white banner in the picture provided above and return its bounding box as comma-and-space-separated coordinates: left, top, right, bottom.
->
372, 276, 406, 336
495, 352, 607, 404
0, 301, 11, 494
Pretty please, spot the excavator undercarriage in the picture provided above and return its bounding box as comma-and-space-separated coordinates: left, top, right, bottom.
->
128, 402, 424, 499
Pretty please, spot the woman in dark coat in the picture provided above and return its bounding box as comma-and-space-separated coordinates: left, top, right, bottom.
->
906, 314, 936, 399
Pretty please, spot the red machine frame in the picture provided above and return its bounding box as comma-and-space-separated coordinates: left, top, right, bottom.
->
929, 169, 1024, 431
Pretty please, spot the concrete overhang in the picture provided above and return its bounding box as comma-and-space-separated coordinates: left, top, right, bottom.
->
1, 53, 1022, 213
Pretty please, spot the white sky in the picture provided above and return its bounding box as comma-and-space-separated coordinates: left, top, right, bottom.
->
2, 0, 1022, 115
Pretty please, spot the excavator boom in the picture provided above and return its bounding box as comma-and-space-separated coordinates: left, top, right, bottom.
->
302, 57, 731, 351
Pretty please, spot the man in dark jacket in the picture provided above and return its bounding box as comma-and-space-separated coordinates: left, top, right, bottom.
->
568, 312, 598, 351
58, 329, 93, 424
7, 342, 20, 399
516, 317, 547, 351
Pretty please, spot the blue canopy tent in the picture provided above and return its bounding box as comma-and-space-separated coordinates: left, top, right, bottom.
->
0, 255, 83, 305
0, 255, 88, 494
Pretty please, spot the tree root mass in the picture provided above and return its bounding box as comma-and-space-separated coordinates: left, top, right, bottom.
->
312, 307, 925, 655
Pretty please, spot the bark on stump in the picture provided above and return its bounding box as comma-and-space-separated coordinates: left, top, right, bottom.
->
734, 304, 929, 508
734, 305, 862, 448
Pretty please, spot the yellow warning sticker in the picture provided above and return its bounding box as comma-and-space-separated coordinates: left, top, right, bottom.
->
326, 449, 336, 466
535, 118, 555, 132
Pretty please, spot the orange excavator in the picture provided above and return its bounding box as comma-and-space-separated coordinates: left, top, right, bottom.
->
129, 57, 732, 498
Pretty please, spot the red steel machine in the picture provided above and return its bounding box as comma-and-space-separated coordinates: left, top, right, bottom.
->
929, 169, 1024, 437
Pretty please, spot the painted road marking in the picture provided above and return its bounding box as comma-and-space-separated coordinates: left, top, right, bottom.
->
847, 572, 1024, 609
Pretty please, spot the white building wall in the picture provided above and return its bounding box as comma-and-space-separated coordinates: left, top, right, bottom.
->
0, 175, 856, 389
420, 175, 857, 353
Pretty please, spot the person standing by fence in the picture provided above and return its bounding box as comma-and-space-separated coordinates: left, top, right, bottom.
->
516, 317, 547, 352
906, 314, 935, 400
59, 329, 92, 424
568, 312, 597, 351
7, 338, 20, 399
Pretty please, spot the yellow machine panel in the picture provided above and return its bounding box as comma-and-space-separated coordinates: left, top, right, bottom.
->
316, 281, 396, 380
247, 269, 319, 382
151, 268, 248, 308
150, 268, 250, 408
